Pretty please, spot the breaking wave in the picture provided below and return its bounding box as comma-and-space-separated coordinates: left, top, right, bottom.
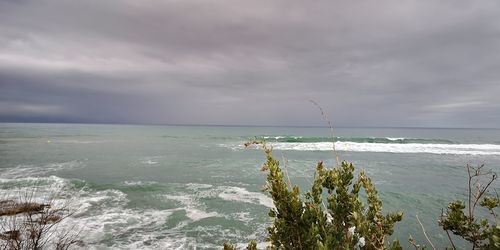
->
222, 138, 500, 155
270, 142, 500, 155
260, 135, 458, 144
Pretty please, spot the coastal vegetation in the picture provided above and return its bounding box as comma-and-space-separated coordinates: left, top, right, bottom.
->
224, 140, 500, 249
438, 164, 499, 249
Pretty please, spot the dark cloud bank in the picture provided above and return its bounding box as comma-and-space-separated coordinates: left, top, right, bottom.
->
1, 0, 499, 128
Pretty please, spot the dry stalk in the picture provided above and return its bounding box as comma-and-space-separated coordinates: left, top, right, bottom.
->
309, 100, 340, 166
415, 212, 436, 250
281, 155, 293, 189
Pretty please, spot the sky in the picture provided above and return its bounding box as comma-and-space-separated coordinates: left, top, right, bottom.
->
1, 0, 500, 128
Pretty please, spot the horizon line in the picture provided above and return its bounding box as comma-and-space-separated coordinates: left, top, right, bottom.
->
0, 121, 499, 130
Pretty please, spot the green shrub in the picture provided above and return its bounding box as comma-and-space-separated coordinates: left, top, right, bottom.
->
438, 164, 500, 249
225, 140, 403, 249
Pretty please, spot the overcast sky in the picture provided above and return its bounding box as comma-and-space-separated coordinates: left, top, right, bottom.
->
1, 0, 499, 128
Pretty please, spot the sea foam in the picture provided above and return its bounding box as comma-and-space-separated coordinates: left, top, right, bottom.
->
0, 160, 85, 179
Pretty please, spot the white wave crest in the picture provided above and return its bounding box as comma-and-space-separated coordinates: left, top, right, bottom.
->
221, 142, 500, 155
386, 137, 406, 141
218, 186, 274, 208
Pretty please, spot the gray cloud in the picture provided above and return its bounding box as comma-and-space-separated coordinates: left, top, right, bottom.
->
1, 0, 499, 127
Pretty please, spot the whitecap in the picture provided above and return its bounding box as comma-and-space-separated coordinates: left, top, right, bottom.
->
56, 140, 107, 144
218, 186, 274, 208
139, 156, 162, 166
144, 160, 158, 165
185, 183, 213, 190
122, 180, 159, 186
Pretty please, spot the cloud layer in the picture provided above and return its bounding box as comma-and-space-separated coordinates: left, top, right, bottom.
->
1, 0, 499, 127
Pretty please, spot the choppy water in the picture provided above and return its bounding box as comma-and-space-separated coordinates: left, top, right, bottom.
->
1, 123, 499, 249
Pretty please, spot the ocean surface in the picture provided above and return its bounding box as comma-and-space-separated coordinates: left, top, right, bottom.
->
1, 123, 500, 249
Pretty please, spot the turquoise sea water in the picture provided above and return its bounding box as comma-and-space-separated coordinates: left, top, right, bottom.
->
1, 123, 500, 249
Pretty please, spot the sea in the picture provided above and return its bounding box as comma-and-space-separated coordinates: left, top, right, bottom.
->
1, 123, 499, 249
